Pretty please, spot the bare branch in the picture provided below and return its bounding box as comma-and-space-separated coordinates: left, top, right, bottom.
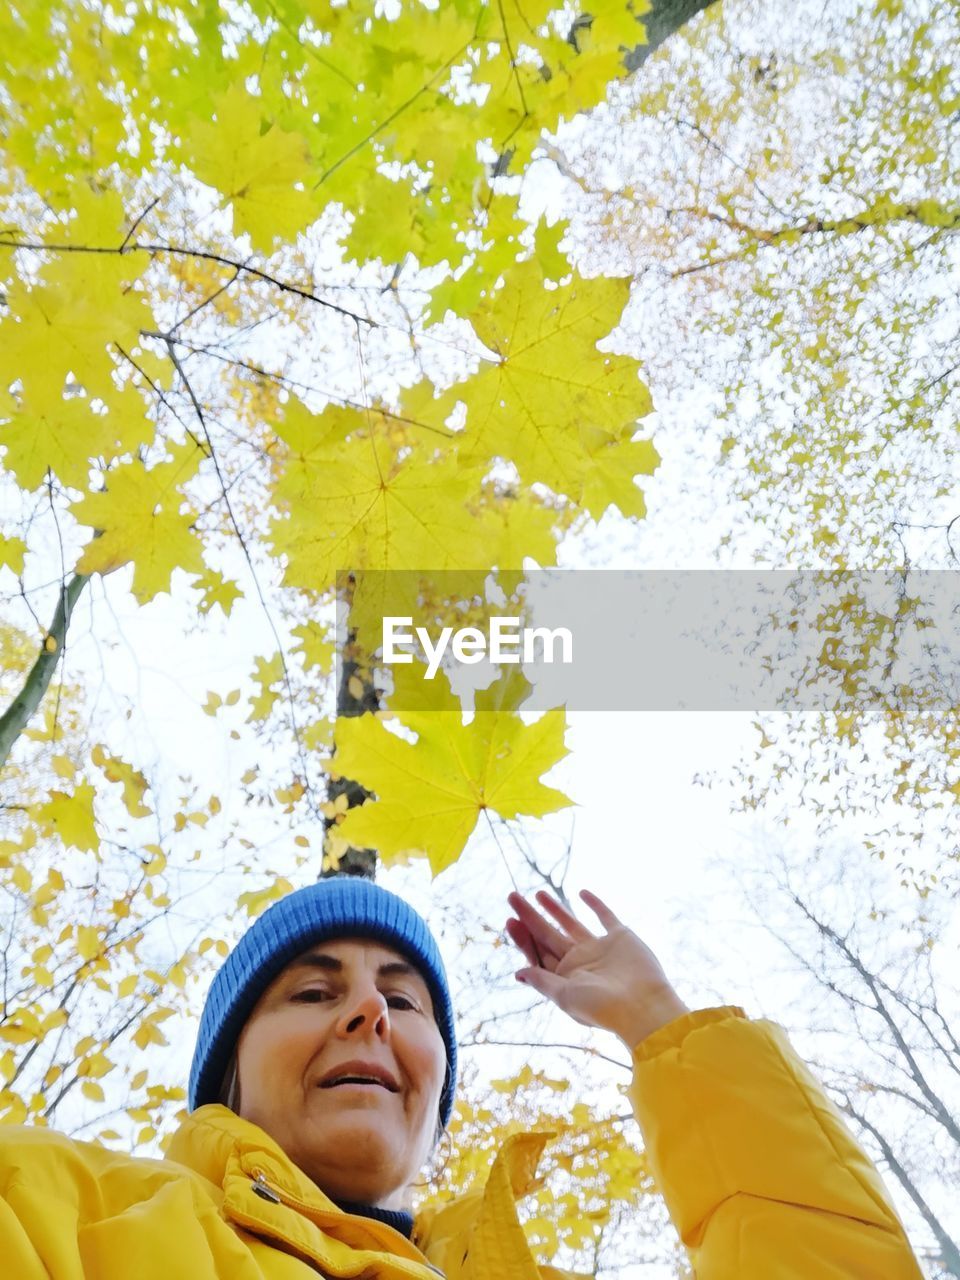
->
463, 1036, 632, 1073
788, 890, 960, 1148
841, 1095, 960, 1278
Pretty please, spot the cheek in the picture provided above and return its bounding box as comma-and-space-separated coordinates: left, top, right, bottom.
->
402, 1027, 447, 1110
240, 1009, 325, 1085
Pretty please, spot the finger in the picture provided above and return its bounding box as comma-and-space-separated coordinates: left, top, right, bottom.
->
505, 918, 561, 970
535, 890, 595, 943
504, 917, 541, 969
579, 888, 622, 932
507, 892, 571, 960
515, 964, 567, 1005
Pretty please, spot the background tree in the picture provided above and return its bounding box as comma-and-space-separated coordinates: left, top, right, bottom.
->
548, 0, 959, 883
541, 0, 958, 1267
725, 841, 960, 1277
0, 619, 221, 1144
558, 0, 957, 563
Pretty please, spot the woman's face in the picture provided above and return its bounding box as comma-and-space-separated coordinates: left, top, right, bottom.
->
234, 937, 446, 1208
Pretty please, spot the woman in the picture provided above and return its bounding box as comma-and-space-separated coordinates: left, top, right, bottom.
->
0, 874, 925, 1278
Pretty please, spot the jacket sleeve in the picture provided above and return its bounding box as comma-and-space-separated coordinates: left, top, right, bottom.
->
0, 1125, 97, 1279
628, 1006, 926, 1280
0, 1195, 56, 1280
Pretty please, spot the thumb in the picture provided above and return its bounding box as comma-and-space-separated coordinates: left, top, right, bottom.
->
515, 966, 566, 1004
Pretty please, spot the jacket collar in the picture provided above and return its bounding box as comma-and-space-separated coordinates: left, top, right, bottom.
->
166, 1103, 341, 1209
164, 1104, 439, 1273
165, 1104, 553, 1280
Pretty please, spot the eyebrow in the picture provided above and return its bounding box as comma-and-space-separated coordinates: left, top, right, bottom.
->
285, 953, 421, 982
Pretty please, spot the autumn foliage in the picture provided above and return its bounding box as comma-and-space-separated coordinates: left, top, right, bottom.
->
0, 1, 674, 1269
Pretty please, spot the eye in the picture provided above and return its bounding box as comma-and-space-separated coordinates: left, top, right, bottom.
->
292, 988, 334, 1003
385, 993, 418, 1011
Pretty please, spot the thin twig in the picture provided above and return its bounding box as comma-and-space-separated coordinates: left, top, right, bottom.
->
161, 335, 321, 820
0, 237, 373, 327
119, 196, 161, 252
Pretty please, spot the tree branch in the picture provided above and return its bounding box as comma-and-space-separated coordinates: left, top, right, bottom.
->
0, 238, 372, 328
463, 1036, 632, 1072
841, 1096, 960, 1278
789, 890, 960, 1148
668, 201, 960, 277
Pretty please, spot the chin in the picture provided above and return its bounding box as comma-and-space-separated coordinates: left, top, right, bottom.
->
296, 1120, 411, 1206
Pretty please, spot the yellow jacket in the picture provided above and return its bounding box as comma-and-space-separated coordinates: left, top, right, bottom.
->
0, 1007, 924, 1279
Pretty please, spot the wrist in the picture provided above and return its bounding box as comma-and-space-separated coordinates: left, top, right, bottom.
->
611, 988, 690, 1050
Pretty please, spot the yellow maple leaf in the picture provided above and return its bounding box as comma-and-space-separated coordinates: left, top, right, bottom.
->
332, 665, 571, 876
247, 652, 284, 723
91, 743, 152, 819
0, 252, 150, 411
142, 845, 166, 876
269, 398, 497, 593
189, 86, 319, 253
0, 384, 155, 492
304, 718, 333, 751
291, 620, 335, 673
33, 784, 99, 852
76, 925, 101, 962
51, 183, 133, 251
466, 483, 561, 577
237, 876, 294, 918
579, 421, 660, 521
70, 447, 205, 602
425, 261, 656, 513
194, 567, 242, 617
132, 1020, 167, 1050
0, 534, 26, 575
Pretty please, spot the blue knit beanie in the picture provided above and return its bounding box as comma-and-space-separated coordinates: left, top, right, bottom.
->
188, 876, 457, 1126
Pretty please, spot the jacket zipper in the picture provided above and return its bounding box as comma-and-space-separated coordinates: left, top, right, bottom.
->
246, 1169, 446, 1277
252, 1170, 281, 1203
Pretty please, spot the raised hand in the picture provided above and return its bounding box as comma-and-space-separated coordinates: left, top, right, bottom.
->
505, 888, 690, 1050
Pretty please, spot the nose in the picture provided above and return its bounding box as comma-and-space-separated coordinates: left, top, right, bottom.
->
334, 984, 390, 1041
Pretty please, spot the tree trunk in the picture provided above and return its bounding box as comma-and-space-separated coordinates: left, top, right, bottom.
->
321, 574, 380, 880
0, 573, 89, 772
627, 0, 720, 72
